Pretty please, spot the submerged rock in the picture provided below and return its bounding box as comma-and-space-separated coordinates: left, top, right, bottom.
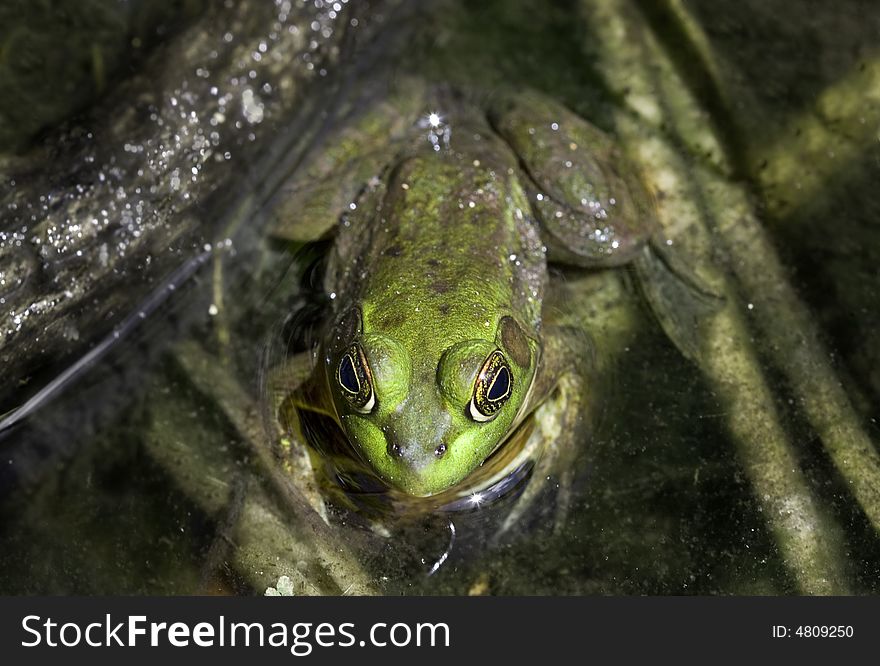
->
0, 0, 405, 413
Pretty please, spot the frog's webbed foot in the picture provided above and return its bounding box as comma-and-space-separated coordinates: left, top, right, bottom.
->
633, 241, 723, 364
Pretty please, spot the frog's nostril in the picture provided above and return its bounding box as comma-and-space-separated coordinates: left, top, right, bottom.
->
434, 443, 447, 458
387, 441, 403, 458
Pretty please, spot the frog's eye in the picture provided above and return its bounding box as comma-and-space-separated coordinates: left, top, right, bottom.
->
469, 350, 513, 422
337, 344, 376, 413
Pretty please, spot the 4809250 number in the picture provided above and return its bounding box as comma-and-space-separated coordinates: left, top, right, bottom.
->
796, 625, 853, 638
772, 625, 854, 638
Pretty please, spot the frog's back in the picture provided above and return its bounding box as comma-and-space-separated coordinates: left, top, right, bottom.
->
330, 125, 546, 357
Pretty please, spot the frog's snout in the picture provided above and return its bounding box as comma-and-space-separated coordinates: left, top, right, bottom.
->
386, 438, 448, 460
341, 413, 463, 496
375, 431, 461, 497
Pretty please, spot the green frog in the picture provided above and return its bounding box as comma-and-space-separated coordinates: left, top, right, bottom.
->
270, 81, 707, 521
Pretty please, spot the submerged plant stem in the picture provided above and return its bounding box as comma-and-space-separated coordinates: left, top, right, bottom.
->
579, 0, 872, 593
655, 0, 880, 546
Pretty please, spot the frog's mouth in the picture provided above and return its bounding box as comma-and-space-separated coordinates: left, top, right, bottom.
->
288, 398, 542, 520
366, 413, 539, 517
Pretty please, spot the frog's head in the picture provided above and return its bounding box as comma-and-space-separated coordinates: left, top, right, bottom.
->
325, 309, 539, 496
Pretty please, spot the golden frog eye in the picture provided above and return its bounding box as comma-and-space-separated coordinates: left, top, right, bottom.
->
469, 350, 513, 422
337, 344, 376, 413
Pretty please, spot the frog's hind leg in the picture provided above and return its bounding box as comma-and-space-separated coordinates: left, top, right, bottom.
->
491, 90, 722, 363
267, 78, 430, 244
489, 89, 651, 268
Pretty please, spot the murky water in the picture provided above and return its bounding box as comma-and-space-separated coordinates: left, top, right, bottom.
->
1, 0, 878, 595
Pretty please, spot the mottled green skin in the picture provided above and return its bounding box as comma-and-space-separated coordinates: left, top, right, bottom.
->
324, 117, 546, 495
286, 85, 659, 497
